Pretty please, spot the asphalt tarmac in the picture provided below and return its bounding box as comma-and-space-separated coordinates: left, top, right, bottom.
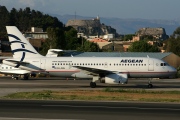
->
0, 76, 180, 97
0, 100, 180, 120
0, 77, 180, 120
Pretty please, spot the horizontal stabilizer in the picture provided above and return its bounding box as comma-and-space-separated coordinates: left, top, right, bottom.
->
3, 59, 29, 65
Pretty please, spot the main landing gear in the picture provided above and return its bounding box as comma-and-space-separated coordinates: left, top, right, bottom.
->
11, 74, 29, 80
90, 76, 99, 88
90, 82, 96, 88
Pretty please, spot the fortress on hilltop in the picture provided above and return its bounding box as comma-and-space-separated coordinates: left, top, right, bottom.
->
66, 16, 117, 37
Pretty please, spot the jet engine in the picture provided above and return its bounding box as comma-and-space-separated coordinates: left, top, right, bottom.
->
101, 73, 128, 84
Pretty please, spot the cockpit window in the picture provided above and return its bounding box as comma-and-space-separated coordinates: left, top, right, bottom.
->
160, 63, 169, 66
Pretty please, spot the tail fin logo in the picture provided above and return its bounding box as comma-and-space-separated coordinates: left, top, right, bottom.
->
8, 34, 37, 67
8, 34, 37, 55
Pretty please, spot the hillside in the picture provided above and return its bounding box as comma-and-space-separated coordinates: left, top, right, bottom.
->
52, 14, 180, 35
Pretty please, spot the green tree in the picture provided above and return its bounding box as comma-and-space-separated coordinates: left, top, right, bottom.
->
123, 34, 134, 41
128, 40, 160, 52
0, 6, 10, 36
47, 27, 65, 49
40, 27, 65, 55
164, 38, 180, 56
172, 27, 180, 39
64, 27, 81, 50
77, 40, 100, 52
39, 38, 51, 55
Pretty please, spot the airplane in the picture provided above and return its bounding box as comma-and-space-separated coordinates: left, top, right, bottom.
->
0, 49, 63, 80
0, 64, 32, 80
3, 26, 177, 88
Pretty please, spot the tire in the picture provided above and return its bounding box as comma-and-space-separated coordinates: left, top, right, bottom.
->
90, 82, 96, 88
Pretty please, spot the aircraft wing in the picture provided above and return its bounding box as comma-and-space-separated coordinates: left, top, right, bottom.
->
74, 66, 115, 76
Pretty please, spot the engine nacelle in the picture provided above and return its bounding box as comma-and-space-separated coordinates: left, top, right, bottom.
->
104, 73, 128, 84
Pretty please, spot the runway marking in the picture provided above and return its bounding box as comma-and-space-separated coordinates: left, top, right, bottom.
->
42, 104, 180, 111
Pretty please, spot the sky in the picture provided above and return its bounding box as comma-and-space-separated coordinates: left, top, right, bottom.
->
1, 0, 180, 20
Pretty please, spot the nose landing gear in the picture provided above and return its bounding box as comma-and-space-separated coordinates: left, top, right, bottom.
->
148, 79, 153, 88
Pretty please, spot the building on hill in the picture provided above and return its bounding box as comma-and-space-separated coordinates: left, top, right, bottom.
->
24, 27, 48, 39
90, 38, 124, 52
66, 16, 117, 40
132, 27, 169, 41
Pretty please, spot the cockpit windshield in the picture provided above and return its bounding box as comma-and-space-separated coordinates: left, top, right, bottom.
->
160, 63, 169, 66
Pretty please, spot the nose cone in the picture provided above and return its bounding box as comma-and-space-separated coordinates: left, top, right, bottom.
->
169, 66, 177, 75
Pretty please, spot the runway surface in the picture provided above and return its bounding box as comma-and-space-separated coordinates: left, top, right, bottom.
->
0, 77, 180, 120
0, 100, 180, 120
0, 76, 180, 97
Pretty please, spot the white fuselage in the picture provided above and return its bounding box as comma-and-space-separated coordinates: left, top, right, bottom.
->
3, 57, 177, 78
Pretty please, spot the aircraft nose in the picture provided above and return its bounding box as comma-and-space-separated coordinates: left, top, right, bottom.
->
170, 66, 177, 74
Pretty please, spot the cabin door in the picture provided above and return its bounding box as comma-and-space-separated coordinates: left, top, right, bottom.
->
40, 59, 46, 70
148, 59, 154, 71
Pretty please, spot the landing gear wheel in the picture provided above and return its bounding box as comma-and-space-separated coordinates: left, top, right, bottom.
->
23, 75, 29, 80
90, 82, 96, 88
148, 84, 153, 88
14, 77, 18, 80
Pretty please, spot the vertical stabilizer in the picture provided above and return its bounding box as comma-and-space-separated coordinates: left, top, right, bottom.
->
6, 26, 43, 59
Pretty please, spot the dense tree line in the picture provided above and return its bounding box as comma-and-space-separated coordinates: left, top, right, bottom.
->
163, 27, 180, 56
0, 6, 99, 54
128, 40, 160, 52
0, 6, 63, 35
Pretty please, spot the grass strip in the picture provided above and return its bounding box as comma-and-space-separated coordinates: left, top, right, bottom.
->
2, 88, 180, 103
